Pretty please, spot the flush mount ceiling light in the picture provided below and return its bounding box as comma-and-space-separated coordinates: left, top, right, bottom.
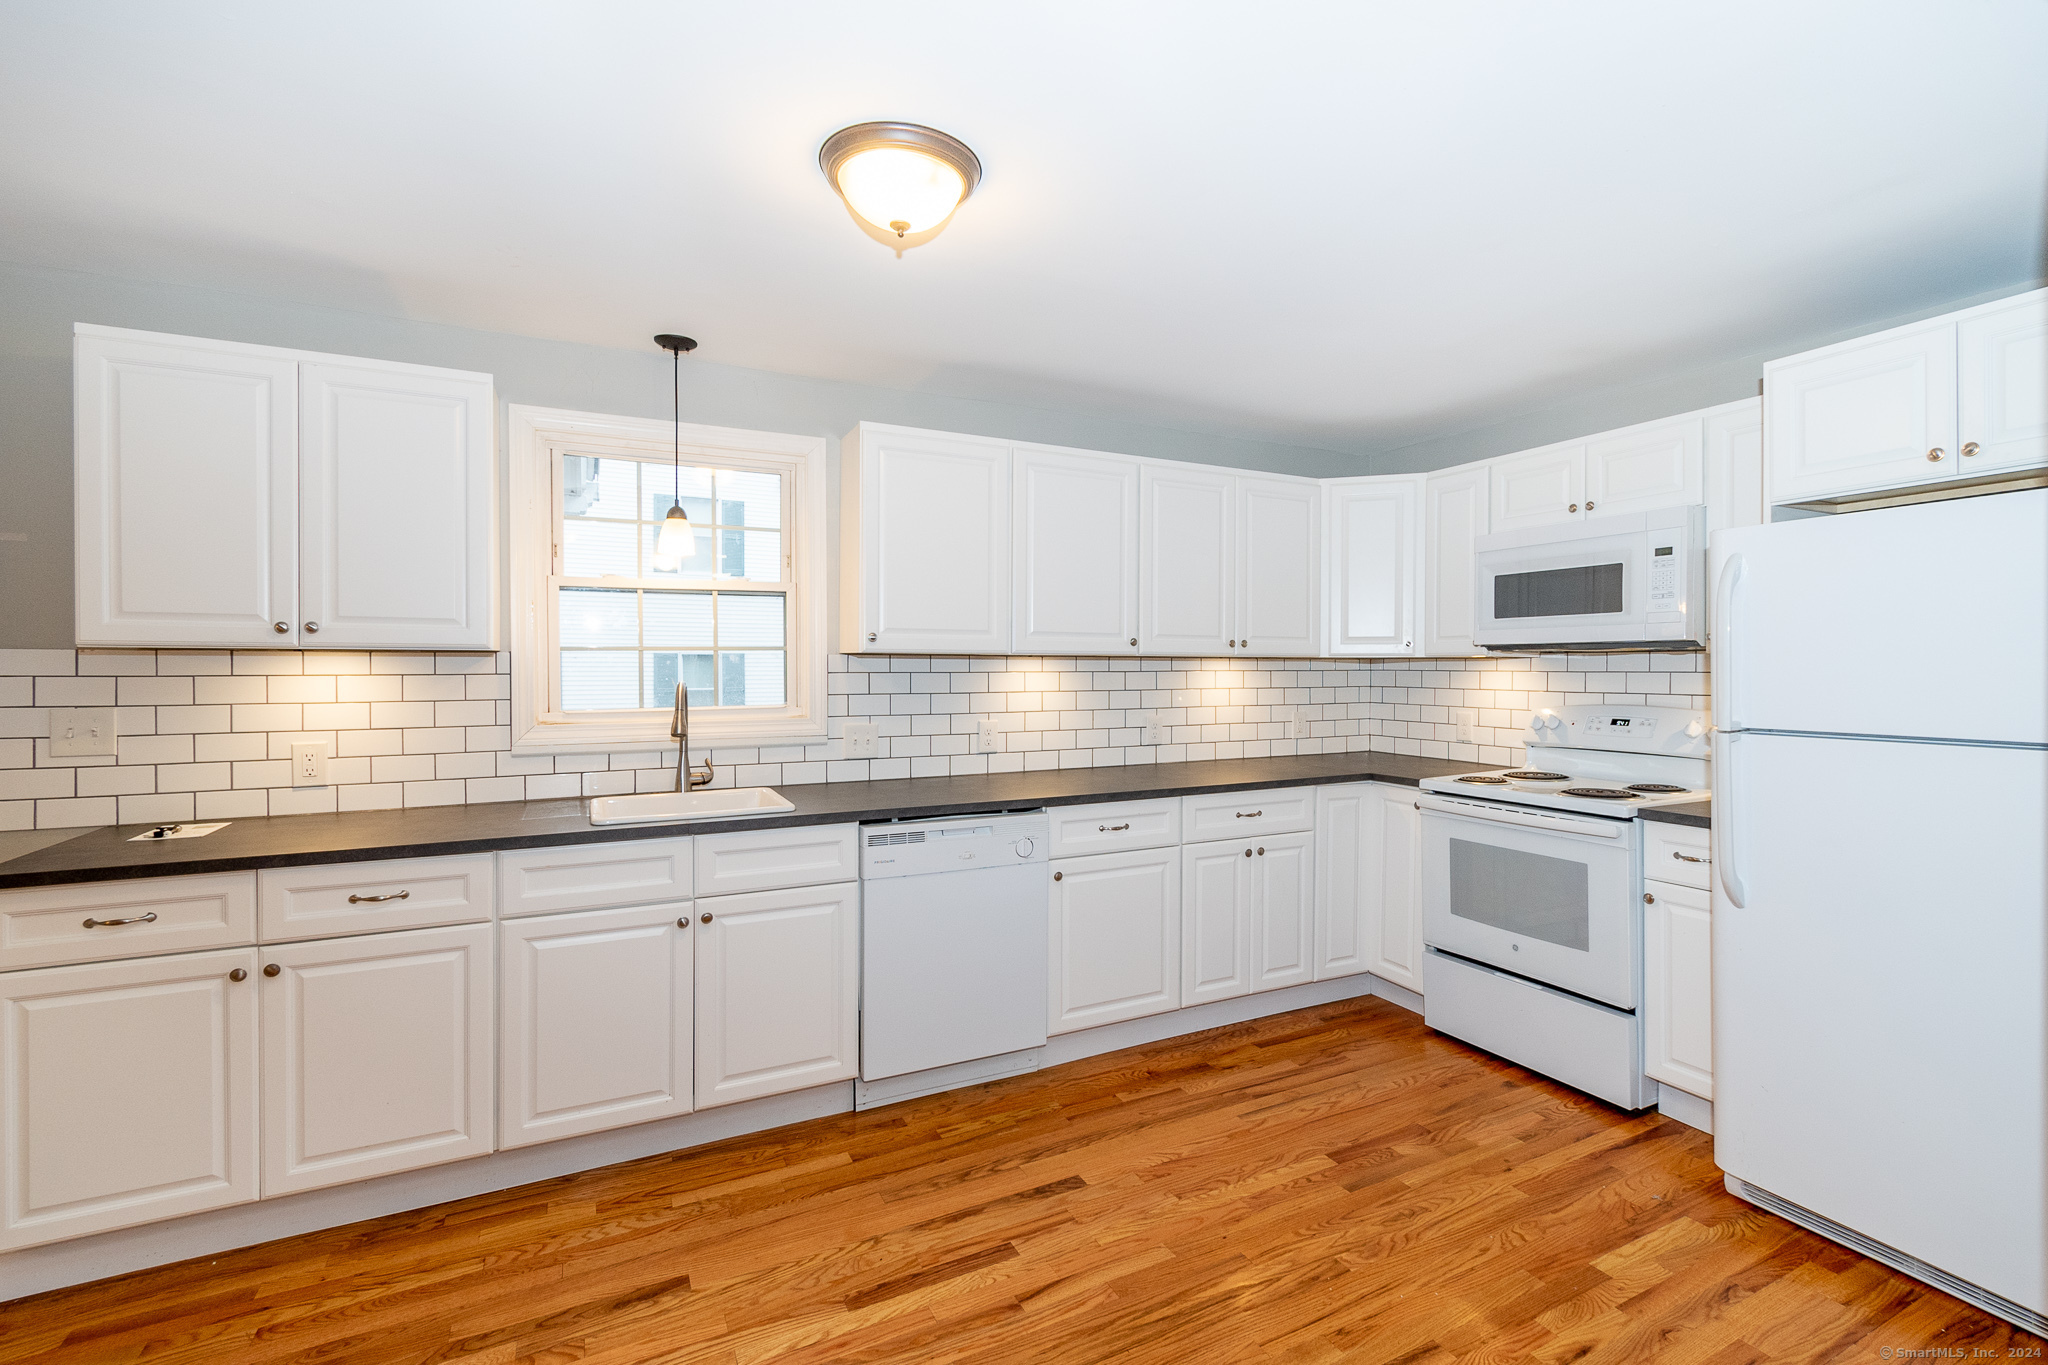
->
651, 333, 697, 571
819, 122, 982, 249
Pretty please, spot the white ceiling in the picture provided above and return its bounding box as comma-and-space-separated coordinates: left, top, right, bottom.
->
3, 1, 2044, 457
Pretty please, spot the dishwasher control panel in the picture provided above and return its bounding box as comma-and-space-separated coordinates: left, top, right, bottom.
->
860, 811, 1049, 879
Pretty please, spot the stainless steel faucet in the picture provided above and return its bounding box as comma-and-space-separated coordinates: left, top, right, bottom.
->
671, 683, 714, 792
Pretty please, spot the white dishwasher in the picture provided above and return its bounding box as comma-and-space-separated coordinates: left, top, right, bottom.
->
860, 811, 1050, 1086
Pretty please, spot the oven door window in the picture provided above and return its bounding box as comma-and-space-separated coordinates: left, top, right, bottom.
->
1492, 562, 1624, 619
1446, 838, 1589, 950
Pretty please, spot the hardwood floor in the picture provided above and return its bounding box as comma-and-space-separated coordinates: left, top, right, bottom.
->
2, 997, 2036, 1364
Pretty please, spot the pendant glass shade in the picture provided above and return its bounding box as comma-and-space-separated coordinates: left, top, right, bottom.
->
654, 505, 694, 569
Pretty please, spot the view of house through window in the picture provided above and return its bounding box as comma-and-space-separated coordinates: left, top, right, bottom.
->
554, 453, 789, 712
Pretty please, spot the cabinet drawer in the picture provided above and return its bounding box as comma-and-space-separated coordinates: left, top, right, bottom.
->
0, 873, 255, 972
1180, 787, 1314, 841
696, 824, 859, 897
1644, 821, 1711, 890
498, 838, 693, 917
258, 855, 493, 941
1046, 799, 1180, 858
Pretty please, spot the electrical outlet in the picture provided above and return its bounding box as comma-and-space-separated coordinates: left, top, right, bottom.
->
1141, 714, 1164, 745
1291, 715, 1309, 739
290, 741, 329, 787
1456, 717, 1474, 745
49, 708, 117, 757
975, 720, 1000, 753
843, 720, 879, 758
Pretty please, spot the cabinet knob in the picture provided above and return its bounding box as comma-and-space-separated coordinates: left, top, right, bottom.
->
1129, 637, 1138, 647
1962, 442, 1980, 458
1585, 500, 1595, 511
1927, 448, 1945, 462
228, 967, 247, 982
263, 963, 281, 977
867, 632, 877, 642
677, 916, 690, 928
1053, 871, 1063, 881
1257, 846, 1265, 856
1643, 892, 1656, 905
274, 621, 289, 634
700, 912, 713, 923
1569, 503, 1579, 513
305, 621, 319, 634
1244, 848, 1252, 857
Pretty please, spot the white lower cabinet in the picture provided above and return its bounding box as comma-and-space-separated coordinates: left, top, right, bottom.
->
1048, 847, 1180, 1035
1642, 878, 1713, 1100
694, 882, 859, 1109
1249, 833, 1314, 993
260, 924, 495, 1196
1181, 834, 1313, 1006
498, 904, 694, 1149
1362, 785, 1424, 993
0, 948, 259, 1250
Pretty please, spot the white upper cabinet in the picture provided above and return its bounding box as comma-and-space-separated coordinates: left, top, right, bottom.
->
74, 325, 495, 650
1703, 397, 1765, 537
1324, 475, 1418, 656
1139, 464, 1235, 655
1957, 289, 2048, 476
1488, 439, 1587, 530
842, 423, 1011, 654
74, 329, 300, 647
1584, 414, 1702, 517
298, 362, 494, 649
1765, 318, 1958, 505
1013, 445, 1140, 655
1237, 477, 1320, 656
1422, 464, 1488, 657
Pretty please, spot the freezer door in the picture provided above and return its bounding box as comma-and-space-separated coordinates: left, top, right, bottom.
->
1710, 489, 2048, 744
1713, 731, 2047, 1313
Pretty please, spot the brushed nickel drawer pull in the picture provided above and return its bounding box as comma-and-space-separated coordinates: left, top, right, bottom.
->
82, 912, 158, 928
1671, 851, 1708, 863
1927, 448, 1944, 462
1100, 823, 1130, 832
347, 890, 410, 904
1962, 442, 1980, 457
1235, 810, 1263, 819
273, 621, 289, 633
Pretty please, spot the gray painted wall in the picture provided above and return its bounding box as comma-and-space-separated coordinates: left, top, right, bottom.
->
0, 260, 1361, 648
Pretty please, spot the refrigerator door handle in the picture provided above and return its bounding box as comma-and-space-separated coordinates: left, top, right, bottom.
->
1713, 731, 1746, 908
1712, 552, 1743, 732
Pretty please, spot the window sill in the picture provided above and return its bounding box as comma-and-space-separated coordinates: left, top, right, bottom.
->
511, 712, 829, 755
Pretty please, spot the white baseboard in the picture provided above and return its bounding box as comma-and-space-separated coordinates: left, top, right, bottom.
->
1656, 1082, 1714, 1133
2, 970, 1407, 1303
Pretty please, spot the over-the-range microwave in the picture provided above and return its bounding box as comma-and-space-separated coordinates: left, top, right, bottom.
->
1472, 505, 1705, 651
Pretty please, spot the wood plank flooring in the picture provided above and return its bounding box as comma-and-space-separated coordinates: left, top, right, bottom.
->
2, 997, 2036, 1363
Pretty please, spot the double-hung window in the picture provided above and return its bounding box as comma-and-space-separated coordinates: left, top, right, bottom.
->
508, 407, 827, 751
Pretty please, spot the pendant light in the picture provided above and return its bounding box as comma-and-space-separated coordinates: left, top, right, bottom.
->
819, 122, 981, 249
651, 334, 697, 571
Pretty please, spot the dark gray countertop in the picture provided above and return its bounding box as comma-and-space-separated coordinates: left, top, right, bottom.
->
0, 751, 1711, 890
0, 751, 1487, 890
1637, 800, 1711, 829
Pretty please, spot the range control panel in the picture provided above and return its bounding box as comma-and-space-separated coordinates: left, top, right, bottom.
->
1526, 705, 1708, 758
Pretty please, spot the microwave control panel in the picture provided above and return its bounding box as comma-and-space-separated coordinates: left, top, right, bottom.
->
1647, 544, 1680, 610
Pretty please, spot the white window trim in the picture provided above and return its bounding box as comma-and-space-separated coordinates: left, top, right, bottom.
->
507, 404, 829, 753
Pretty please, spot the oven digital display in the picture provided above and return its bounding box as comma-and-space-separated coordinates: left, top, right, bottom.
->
1492, 562, 1625, 619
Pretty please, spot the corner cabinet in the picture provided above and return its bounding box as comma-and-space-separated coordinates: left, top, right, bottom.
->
1313, 782, 1422, 992
74, 325, 495, 650
1422, 464, 1489, 656
841, 423, 1012, 654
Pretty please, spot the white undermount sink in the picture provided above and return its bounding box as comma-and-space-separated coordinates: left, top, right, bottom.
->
587, 787, 796, 826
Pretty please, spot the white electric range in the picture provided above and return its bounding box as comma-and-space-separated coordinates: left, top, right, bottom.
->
1414, 705, 1708, 1110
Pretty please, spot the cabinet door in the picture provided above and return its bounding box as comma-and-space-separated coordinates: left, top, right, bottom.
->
1237, 477, 1320, 656
1013, 446, 1140, 655
1764, 320, 1958, 504
1488, 441, 1586, 530
1324, 476, 1417, 656
1250, 832, 1313, 993
74, 328, 299, 647
1703, 398, 1765, 538
695, 882, 858, 1108
0, 948, 258, 1251
261, 924, 494, 1196
1585, 416, 1702, 518
298, 361, 495, 649
499, 904, 692, 1148
848, 425, 1011, 653
1313, 784, 1370, 980
1140, 464, 1235, 655
1957, 289, 2048, 476
1048, 848, 1180, 1034
1422, 464, 1488, 657
1181, 841, 1253, 1006
1363, 785, 1423, 993
1643, 880, 1713, 1100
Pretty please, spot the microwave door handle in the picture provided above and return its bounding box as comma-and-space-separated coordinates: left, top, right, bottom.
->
1712, 731, 1746, 908
1712, 552, 1743, 732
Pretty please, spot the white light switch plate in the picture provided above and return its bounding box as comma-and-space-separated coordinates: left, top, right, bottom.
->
49, 707, 118, 757
844, 721, 879, 758
975, 720, 1000, 753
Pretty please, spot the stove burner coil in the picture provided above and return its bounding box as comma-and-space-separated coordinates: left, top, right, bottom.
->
1455, 774, 1512, 784
1561, 787, 1642, 800
1502, 771, 1570, 782
1625, 783, 1687, 794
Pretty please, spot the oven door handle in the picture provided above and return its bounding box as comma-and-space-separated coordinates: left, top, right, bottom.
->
1415, 794, 1625, 839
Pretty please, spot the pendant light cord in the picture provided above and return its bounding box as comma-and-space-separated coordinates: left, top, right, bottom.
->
671, 345, 680, 509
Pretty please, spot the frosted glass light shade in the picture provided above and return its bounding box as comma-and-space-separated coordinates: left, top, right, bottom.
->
654, 506, 694, 570
820, 122, 982, 243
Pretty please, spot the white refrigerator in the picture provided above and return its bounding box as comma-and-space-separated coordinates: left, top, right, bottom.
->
1710, 488, 2048, 1333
